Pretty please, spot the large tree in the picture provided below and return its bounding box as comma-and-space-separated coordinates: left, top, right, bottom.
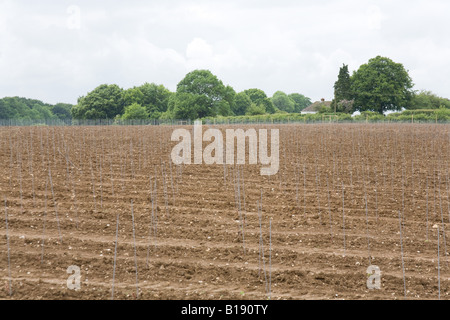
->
244, 88, 267, 103
288, 93, 311, 113
243, 89, 276, 114
223, 85, 236, 115
139, 83, 173, 116
351, 56, 414, 114
123, 83, 172, 119
332, 64, 352, 113
177, 70, 225, 102
71, 84, 125, 119
272, 91, 295, 113
169, 70, 232, 120
233, 92, 252, 116
169, 93, 211, 120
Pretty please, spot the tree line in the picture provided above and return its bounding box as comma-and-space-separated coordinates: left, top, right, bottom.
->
1, 55, 449, 121
0, 97, 72, 120
0, 70, 311, 121
70, 70, 312, 121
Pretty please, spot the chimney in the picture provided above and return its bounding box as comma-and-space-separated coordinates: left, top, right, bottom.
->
321, 98, 325, 102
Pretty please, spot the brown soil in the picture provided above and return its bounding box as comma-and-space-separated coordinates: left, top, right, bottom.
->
0, 123, 449, 300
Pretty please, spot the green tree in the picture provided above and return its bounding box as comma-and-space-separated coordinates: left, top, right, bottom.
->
72, 84, 125, 119
52, 103, 73, 120
122, 83, 173, 119
139, 83, 173, 116
243, 89, 276, 114
233, 92, 252, 115
123, 87, 144, 107
260, 98, 276, 114
0, 97, 29, 119
272, 91, 295, 113
246, 103, 266, 116
223, 85, 236, 115
288, 93, 311, 113
121, 103, 149, 120
177, 70, 225, 102
171, 93, 211, 120
332, 64, 352, 112
27, 103, 55, 120
408, 90, 450, 110
0, 97, 58, 120
351, 56, 414, 114
170, 70, 232, 120
216, 100, 234, 117
244, 88, 267, 103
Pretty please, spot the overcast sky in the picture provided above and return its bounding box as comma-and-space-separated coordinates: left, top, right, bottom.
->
1, 0, 449, 105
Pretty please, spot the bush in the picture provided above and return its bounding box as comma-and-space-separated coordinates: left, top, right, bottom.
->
246, 103, 266, 116
354, 111, 385, 122
337, 114, 353, 122
435, 107, 450, 120
200, 108, 450, 124
121, 103, 149, 120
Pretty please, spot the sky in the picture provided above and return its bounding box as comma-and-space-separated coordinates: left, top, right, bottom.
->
1, 0, 449, 105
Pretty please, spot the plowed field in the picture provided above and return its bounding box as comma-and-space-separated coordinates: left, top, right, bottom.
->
1, 124, 449, 300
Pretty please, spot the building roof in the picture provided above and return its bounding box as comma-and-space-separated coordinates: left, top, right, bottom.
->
302, 100, 332, 113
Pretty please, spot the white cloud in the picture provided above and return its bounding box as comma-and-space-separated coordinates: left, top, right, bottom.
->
185, 38, 247, 76
186, 38, 213, 61
366, 5, 385, 30
0, 0, 449, 104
